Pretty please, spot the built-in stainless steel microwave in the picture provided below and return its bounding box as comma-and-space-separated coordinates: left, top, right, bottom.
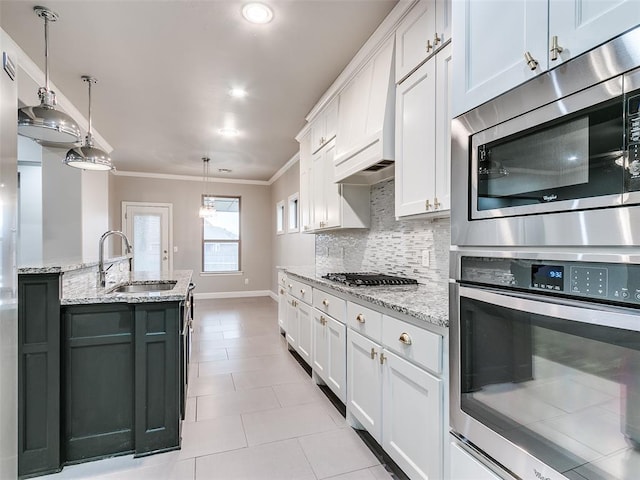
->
451, 26, 640, 248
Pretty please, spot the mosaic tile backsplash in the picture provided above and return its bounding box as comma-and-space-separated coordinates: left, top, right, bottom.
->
315, 179, 450, 286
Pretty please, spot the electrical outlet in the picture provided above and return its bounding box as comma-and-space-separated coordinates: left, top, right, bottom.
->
422, 250, 430, 267
244, 278, 249, 285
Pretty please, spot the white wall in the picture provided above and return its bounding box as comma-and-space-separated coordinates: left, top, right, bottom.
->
270, 159, 315, 293
41, 148, 83, 261
81, 170, 109, 262
17, 136, 43, 265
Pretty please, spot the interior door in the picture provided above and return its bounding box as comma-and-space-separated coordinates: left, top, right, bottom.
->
122, 202, 172, 272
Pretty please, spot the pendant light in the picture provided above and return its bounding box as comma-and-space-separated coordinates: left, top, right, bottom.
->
64, 76, 113, 171
18, 6, 81, 145
198, 157, 216, 218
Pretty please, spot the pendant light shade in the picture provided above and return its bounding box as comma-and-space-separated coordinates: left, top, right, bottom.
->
64, 76, 113, 171
199, 157, 216, 218
17, 6, 81, 145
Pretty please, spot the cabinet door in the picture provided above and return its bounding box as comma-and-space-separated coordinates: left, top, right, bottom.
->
347, 329, 383, 442
549, 0, 640, 67
452, 0, 547, 117
312, 309, 329, 384
311, 119, 326, 155
323, 141, 342, 229
396, 0, 437, 82
450, 440, 502, 480
395, 58, 436, 217
18, 274, 61, 477
278, 286, 288, 332
134, 303, 180, 455
434, 43, 452, 213
299, 133, 314, 232
285, 295, 298, 350
324, 99, 339, 143
296, 301, 313, 365
312, 149, 326, 230
326, 316, 347, 403
382, 350, 443, 480
64, 305, 134, 462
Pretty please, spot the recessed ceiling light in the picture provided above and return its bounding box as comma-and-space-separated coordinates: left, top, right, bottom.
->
229, 88, 247, 98
218, 128, 239, 137
218, 168, 232, 173
242, 3, 273, 24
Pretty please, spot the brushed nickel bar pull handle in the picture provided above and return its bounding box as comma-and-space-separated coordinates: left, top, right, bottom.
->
322, 299, 329, 307
370, 347, 377, 359
425, 199, 431, 210
399, 333, 412, 345
550, 35, 563, 61
426, 40, 433, 52
380, 353, 387, 365
280, 289, 284, 295
300, 289, 305, 295
433, 32, 441, 46
356, 314, 365, 324
434, 197, 441, 209
524, 51, 538, 70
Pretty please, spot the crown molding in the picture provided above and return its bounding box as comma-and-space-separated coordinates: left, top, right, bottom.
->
112, 169, 271, 186
268, 152, 299, 185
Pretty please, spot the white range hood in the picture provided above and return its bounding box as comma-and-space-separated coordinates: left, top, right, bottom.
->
333, 37, 395, 185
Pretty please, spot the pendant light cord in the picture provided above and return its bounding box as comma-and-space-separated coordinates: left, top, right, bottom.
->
43, 13, 49, 91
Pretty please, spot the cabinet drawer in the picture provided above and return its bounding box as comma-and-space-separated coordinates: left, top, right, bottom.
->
313, 290, 346, 323
382, 315, 442, 374
289, 278, 312, 304
347, 302, 382, 343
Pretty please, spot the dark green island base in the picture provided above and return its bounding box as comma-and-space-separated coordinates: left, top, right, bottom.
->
18, 273, 192, 478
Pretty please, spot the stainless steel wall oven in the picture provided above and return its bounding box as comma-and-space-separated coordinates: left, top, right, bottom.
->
450, 250, 640, 480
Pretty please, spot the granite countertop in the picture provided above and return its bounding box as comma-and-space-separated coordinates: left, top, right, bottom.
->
61, 270, 194, 305
282, 266, 449, 329
18, 255, 132, 274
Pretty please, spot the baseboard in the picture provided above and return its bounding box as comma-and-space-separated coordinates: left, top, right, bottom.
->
194, 290, 273, 300
268, 290, 278, 301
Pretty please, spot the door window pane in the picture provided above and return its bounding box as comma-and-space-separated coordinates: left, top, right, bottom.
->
133, 213, 161, 271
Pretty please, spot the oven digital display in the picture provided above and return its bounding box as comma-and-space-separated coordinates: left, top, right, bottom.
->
531, 264, 564, 291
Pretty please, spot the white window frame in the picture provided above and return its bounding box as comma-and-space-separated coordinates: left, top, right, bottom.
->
276, 200, 285, 235
287, 192, 299, 233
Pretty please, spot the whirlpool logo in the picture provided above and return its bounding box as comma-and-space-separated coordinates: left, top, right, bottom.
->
534, 468, 552, 480
542, 194, 558, 202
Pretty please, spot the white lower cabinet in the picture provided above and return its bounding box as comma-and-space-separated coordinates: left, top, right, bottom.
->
277, 285, 287, 332
295, 301, 312, 365
383, 350, 443, 480
449, 440, 503, 480
285, 294, 299, 350
312, 308, 347, 403
347, 329, 383, 442
346, 312, 445, 480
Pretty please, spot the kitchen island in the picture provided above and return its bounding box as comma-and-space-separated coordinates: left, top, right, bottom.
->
18, 259, 193, 478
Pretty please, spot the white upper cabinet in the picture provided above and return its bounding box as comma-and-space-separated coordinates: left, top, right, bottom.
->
453, 0, 640, 117
548, 0, 640, 67
452, 0, 547, 117
395, 0, 451, 83
310, 99, 339, 154
395, 43, 452, 218
334, 37, 396, 185
311, 139, 370, 231
298, 132, 314, 233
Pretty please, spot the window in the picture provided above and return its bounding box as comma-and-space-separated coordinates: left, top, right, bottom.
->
202, 196, 240, 272
288, 193, 299, 233
276, 200, 285, 235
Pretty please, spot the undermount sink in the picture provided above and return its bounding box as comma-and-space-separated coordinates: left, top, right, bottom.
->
110, 281, 177, 294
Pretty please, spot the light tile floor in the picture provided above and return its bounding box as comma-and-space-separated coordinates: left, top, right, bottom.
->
42, 297, 393, 480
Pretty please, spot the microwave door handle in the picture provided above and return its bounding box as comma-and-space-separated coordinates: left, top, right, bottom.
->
459, 285, 640, 332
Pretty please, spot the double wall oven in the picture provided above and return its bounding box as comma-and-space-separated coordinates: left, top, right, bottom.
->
450, 26, 640, 480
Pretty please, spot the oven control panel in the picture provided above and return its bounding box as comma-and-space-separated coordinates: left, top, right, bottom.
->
460, 256, 640, 305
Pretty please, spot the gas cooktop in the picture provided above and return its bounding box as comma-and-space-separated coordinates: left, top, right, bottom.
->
322, 272, 418, 287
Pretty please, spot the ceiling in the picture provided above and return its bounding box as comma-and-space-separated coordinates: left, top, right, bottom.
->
0, 0, 398, 181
